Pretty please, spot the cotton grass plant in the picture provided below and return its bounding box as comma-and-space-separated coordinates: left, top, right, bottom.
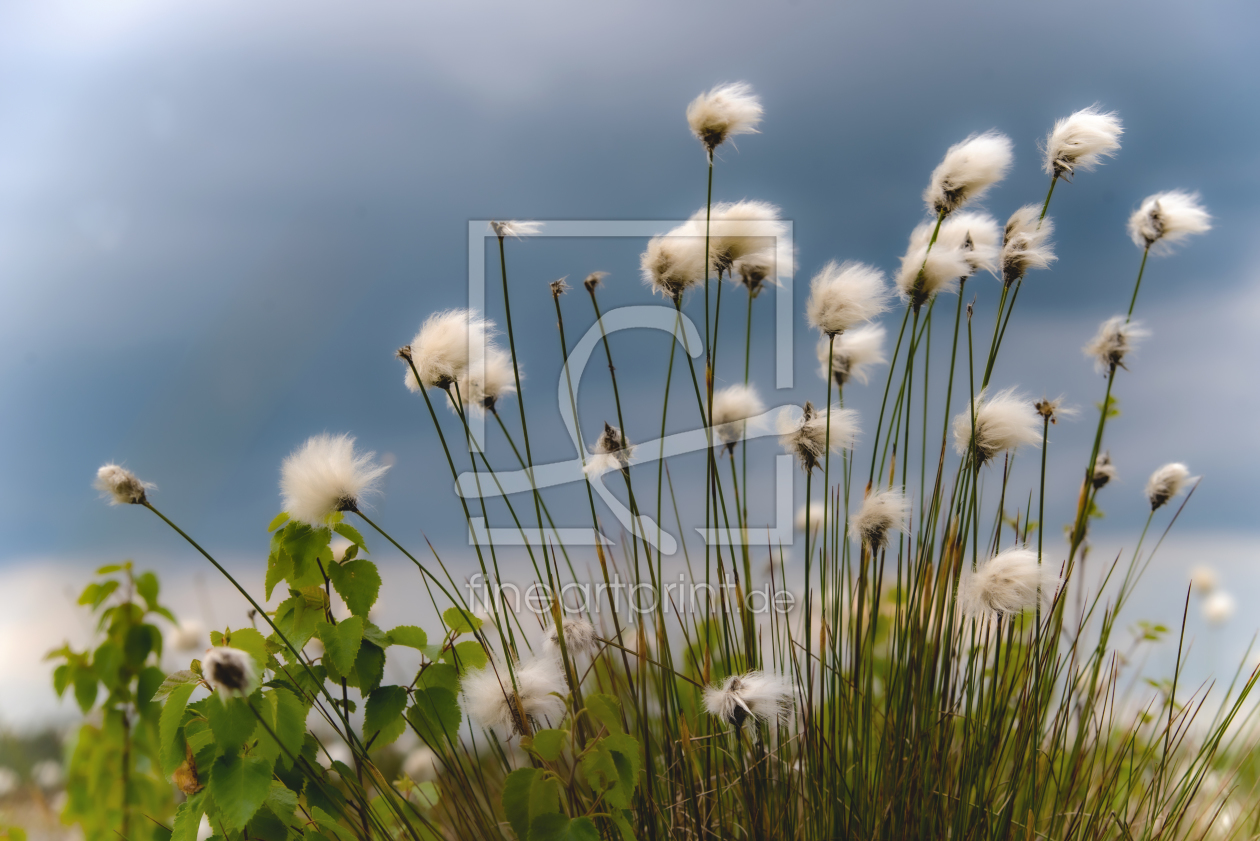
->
78, 83, 1260, 841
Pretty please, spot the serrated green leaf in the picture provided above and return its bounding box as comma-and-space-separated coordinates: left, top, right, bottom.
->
332, 523, 367, 551
160, 682, 197, 775
206, 693, 258, 754
363, 686, 408, 748
361, 621, 390, 648
266, 780, 299, 820
282, 524, 333, 586
530, 814, 601, 841
441, 607, 483, 635
525, 729, 568, 762
502, 768, 539, 841
585, 693, 624, 734
155, 669, 202, 701
440, 640, 487, 673
209, 753, 273, 830
137, 664, 166, 707
268, 512, 290, 532
328, 560, 381, 618
170, 792, 205, 841
387, 625, 428, 650
318, 617, 363, 677
265, 547, 293, 602
417, 663, 459, 695
407, 688, 461, 745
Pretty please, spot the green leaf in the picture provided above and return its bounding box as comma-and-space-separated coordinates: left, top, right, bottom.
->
136, 571, 160, 606
530, 814, 601, 841
585, 693, 624, 734
407, 688, 461, 745
328, 560, 381, 618
254, 686, 306, 767
124, 623, 156, 667
209, 753, 273, 830
282, 524, 333, 586
73, 666, 98, 713
386, 625, 428, 650
581, 732, 640, 810
265, 547, 293, 602
79, 579, 119, 609
417, 663, 459, 695
52, 664, 71, 698
441, 607, 483, 635
160, 682, 197, 775
246, 805, 288, 841
222, 628, 269, 675
266, 780, 299, 820
502, 768, 539, 841
352, 640, 385, 694
155, 669, 202, 701
440, 640, 487, 673
268, 512, 290, 532
318, 617, 363, 677
525, 729, 568, 762
170, 792, 205, 841
137, 664, 167, 707
206, 693, 258, 754
96, 563, 124, 575
363, 686, 408, 748
332, 523, 367, 551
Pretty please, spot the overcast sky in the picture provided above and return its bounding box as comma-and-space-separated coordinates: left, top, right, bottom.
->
0, 0, 1257, 724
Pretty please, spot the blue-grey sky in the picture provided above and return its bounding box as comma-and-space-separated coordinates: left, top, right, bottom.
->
1, 0, 1258, 722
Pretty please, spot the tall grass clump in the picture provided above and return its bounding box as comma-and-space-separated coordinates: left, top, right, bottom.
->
75, 90, 1260, 841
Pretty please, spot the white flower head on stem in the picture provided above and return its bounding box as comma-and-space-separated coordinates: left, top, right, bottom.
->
490, 220, 543, 239
456, 344, 517, 415
95, 464, 154, 506
1033, 395, 1075, 425
405, 309, 493, 392
939, 211, 1001, 276
641, 223, 706, 303
584, 422, 633, 477
1146, 462, 1194, 511
583, 271, 608, 293
1043, 106, 1123, 179
1189, 565, 1219, 595
698, 200, 791, 278
958, 548, 1059, 623
732, 250, 776, 297
280, 433, 389, 527
686, 82, 762, 157
711, 384, 765, 453
895, 222, 973, 310
818, 324, 887, 387
851, 488, 910, 551
550, 277, 570, 299
1128, 191, 1211, 254
777, 401, 859, 473
702, 671, 792, 729
1001, 205, 1057, 286
1084, 316, 1149, 374
1204, 591, 1236, 625
203, 646, 258, 696
543, 617, 600, 659
924, 130, 1014, 216
462, 657, 567, 734
952, 388, 1042, 467
1091, 451, 1117, 490
806, 261, 889, 336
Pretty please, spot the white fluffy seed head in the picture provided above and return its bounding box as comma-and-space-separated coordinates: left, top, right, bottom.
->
958, 548, 1059, 623
1189, 565, 1219, 595
1091, 451, 1117, 490
895, 222, 973, 309
939, 211, 1001, 275
951, 388, 1042, 466
461, 657, 567, 734
699, 200, 792, 279
1043, 106, 1123, 179
584, 422, 633, 477
456, 344, 517, 414
641, 223, 706, 302
1084, 316, 1149, 374
702, 671, 792, 729
732, 249, 777, 297
777, 401, 859, 473
924, 131, 1014, 216
490, 220, 543, 239
280, 433, 389, 527
686, 82, 763, 155
851, 489, 910, 551
818, 323, 887, 388
95, 464, 153, 505
1001, 205, 1057, 286
1146, 462, 1193, 511
1128, 191, 1211, 254
544, 617, 600, 659
1204, 591, 1236, 625
806, 261, 890, 336
711, 384, 765, 451
406, 309, 492, 392
203, 647, 258, 695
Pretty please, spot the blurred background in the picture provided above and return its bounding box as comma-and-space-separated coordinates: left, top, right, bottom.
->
0, 0, 1257, 802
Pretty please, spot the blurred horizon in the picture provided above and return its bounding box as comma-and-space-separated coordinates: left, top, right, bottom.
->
1, 0, 1258, 726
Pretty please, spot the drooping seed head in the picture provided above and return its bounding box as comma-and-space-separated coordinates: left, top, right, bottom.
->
686, 82, 763, 157
1145, 462, 1194, 511
95, 464, 153, 506
924, 130, 1014, 216
702, 671, 792, 729
1043, 105, 1123, 179
817, 323, 887, 388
